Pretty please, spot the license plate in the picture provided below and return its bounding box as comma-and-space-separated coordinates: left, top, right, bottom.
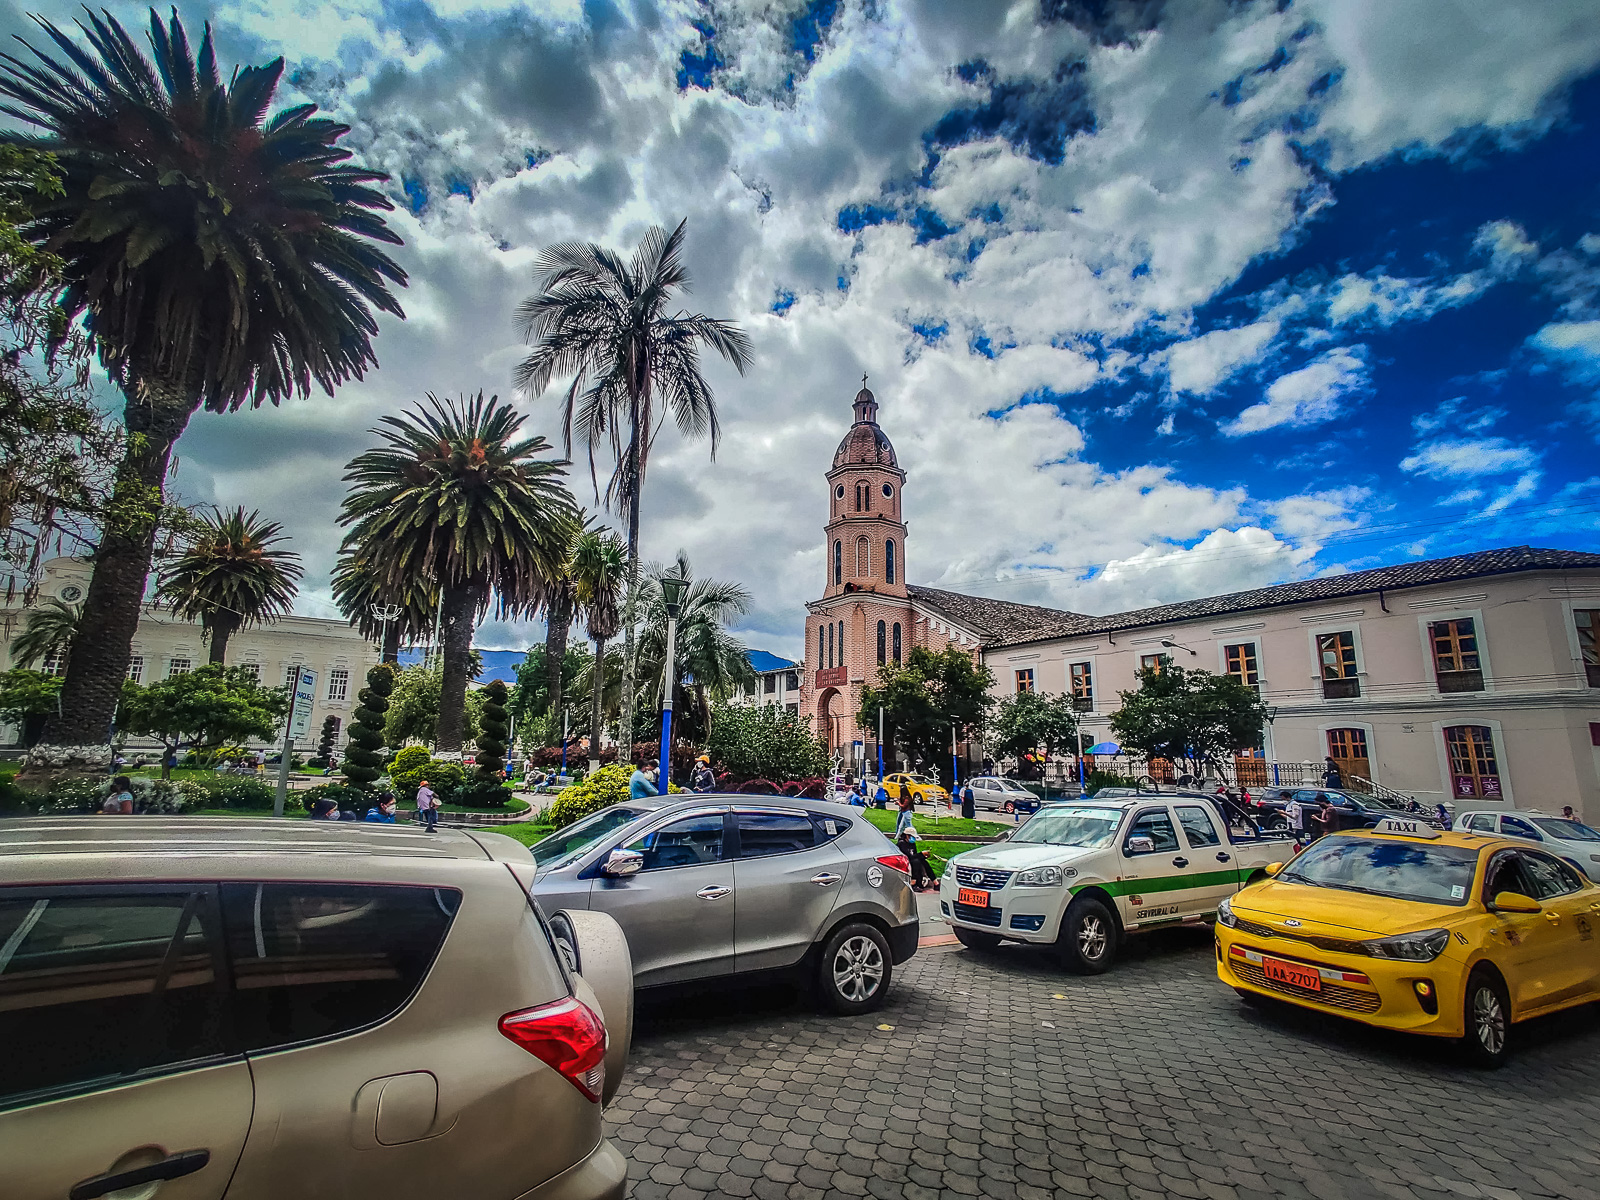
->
957, 887, 990, 908
1263, 956, 1321, 992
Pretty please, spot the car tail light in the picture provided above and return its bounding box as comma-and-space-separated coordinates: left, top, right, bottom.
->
877, 854, 911, 875
499, 996, 607, 1102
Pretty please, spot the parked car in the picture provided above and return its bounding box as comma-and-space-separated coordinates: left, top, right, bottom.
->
526, 796, 919, 1013
1218, 818, 1600, 1066
966, 775, 1041, 814
1453, 809, 1600, 880
941, 795, 1295, 973
0, 817, 633, 1200
1255, 787, 1431, 831
879, 773, 950, 806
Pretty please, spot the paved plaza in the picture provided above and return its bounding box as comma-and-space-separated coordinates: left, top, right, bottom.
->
605, 928, 1600, 1200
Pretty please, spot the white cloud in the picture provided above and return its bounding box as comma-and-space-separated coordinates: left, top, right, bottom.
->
1528, 320, 1600, 383
1157, 320, 1279, 397
1399, 438, 1541, 480
1222, 347, 1369, 436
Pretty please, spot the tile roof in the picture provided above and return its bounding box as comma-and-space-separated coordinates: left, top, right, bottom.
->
916, 546, 1600, 649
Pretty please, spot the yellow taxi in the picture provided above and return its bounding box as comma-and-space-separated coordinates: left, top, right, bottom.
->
1216, 817, 1600, 1066
880, 773, 950, 806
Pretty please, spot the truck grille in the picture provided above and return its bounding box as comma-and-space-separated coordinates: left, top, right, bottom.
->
953, 902, 1002, 927
1233, 959, 1381, 1013
955, 866, 1013, 890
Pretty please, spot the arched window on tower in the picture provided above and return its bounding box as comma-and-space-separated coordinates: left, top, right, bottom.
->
833, 540, 842, 586
837, 621, 845, 666
855, 537, 869, 576
826, 622, 834, 669
893, 622, 902, 664
885, 539, 896, 584
817, 625, 824, 668
877, 620, 886, 665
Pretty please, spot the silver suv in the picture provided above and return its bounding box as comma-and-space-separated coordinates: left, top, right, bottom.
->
0, 817, 633, 1200
527, 796, 919, 1013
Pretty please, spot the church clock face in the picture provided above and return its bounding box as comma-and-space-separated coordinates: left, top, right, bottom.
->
59, 585, 83, 602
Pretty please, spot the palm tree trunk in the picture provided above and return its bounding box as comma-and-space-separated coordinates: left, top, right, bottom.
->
381, 623, 401, 664
24, 379, 195, 780
207, 615, 241, 666
435, 582, 481, 752
617, 434, 642, 762
544, 590, 572, 743
589, 635, 607, 774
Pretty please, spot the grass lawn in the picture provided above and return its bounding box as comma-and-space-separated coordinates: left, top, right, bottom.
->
859, 808, 1011, 839
189, 807, 307, 819
486, 822, 556, 846
917, 841, 983, 875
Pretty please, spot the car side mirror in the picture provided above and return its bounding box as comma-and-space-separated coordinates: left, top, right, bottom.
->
1125, 835, 1154, 855
602, 848, 644, 878
1264, 862, 1283, 877
1491, 891, 1541, 914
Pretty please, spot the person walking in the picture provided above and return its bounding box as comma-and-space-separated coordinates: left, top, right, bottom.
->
416, 780, 439, 833
894, 792, 915, 838
1285, 793, 1304, 843
960, 780, 975, 820
629, 763, 657, 800
690, 755, 716, 793
1322, 756, 1343, 788
365, 792, 399, 823
1310, 794, 1336, 840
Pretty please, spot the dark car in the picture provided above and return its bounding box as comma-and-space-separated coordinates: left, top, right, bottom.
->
1256, 787, 1431, 831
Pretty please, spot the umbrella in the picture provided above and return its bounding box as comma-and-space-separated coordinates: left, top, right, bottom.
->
1086, 741, 1121, 755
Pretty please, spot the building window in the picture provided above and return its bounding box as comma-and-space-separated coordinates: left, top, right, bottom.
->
817, 626, 824, 668
836, 621, 845, 668
327, 668, 349, 702
1224, 643, 1259, 691
168, 658, 192, 678
1070, 662, 1093, 711
327, 716, 342, 741
833, 540, 841, 586
856, 537, 869, 576
826, 623, 834, 669
1316, 631, 1359, 699
1430, 618, 1484, 693
1575, 610, 1599, 687
763, 674, 777, 694
892, 622, 902, 664
126, 655, 143, 683
1445, 725, 1502, 800
885, 540, 895, 585
39, 648, 66, 677
883, 483, 893, 499
1015, 668, 1034, 693
1326, 728, 1370, 783
877, 620, 886, 665
1139, 653, 1167, 675
239, 662, 261, 685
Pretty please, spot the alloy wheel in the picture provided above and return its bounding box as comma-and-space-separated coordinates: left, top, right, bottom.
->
1078, 915, 1107, 961
832, 935, 885, 1003
1473, 985, 1505, 1055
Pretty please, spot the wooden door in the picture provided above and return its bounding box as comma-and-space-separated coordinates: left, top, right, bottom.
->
1326, 728, 1371, 789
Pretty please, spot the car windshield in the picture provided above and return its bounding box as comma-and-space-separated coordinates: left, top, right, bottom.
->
1277, 835, 1480, 906
1532, 818, 1600, 842
1011, 806, 1123, 849
528, 807, 647, 871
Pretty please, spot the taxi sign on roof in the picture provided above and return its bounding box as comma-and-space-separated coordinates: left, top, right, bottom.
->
1372, 817, 1441, 839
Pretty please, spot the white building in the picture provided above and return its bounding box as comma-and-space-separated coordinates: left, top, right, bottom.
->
732, 650, 802, 714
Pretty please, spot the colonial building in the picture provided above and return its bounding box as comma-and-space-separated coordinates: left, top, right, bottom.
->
1, 557, 380, 754
731, 650, 802, 713
799, 384, 1600, 817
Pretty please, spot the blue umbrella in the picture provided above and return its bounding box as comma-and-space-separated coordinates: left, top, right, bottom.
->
1086, 741, 1121, 755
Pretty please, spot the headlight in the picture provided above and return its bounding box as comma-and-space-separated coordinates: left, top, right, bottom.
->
1362, 928, 1450, 962
1216, 896, 1237, 928
1016, 865, 1063, 887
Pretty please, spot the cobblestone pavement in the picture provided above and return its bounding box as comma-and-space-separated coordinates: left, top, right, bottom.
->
604, 928, 1600, 1200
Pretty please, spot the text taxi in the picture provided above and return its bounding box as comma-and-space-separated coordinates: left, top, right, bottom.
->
1216, 817, 1600, 1066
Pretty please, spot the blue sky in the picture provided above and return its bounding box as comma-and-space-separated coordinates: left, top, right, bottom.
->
12, 0, 1598, 657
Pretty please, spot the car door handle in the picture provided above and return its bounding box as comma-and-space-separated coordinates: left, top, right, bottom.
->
1544, 911, 1562, 924
811, 872, 843, 886
1215, 852, 1231, 863
697, 885, 732, 901
72, 1150, 210, 1200
1172, 857, 1188, 868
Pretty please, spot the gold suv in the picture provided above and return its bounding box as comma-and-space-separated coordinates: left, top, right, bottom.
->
0, 817, 634, 1200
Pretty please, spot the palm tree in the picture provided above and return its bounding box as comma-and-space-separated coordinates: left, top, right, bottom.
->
9, 597, 80, 669
330, 552, 438, 664
634, 552, 756, 744
339, 393, 577, 751
570, 527, 626, 773
0, 9, 406, 765
537, 509, 602, 741
515, 220, 752, 767
158, 508, 302, 664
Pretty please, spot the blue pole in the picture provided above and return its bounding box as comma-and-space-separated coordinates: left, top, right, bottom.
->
560, 739, 567, 777
658, 707, 673, 795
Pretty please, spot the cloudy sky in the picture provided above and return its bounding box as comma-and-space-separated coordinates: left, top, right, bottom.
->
14, 0, 1600, 659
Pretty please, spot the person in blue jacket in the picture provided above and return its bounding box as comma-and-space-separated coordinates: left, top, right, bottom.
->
364, 792, 398, 823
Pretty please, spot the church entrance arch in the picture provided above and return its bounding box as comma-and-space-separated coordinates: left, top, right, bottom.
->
818, 687, 842, 755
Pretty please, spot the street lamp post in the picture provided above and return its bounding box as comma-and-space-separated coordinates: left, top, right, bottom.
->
371, 603, 402, 660
560, 707, 569, 778
657, 570, 691, 796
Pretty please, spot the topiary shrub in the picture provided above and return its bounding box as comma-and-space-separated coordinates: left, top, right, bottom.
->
466, 679, 510, 805
299, 782, 371, 813
387, 753, 466, 804
343, 665, 394, 791
545, 763, 636, 829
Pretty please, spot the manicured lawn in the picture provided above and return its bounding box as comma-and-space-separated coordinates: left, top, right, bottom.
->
859, 808, 1011, 839
488, 823, 556, 846
443, 796, 531, 815
917, 841, 983, 875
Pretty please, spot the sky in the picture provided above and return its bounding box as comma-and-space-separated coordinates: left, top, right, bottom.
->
9, 0, 1600, 660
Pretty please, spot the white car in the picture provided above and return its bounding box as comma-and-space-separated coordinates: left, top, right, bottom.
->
1453, 809, 1600, 880
965, 776, 1041, 814
940, 796, 1295, 973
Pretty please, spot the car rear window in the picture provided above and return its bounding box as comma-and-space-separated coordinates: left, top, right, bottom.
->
221, 882, 460, 1053
0, 889, 227, 1108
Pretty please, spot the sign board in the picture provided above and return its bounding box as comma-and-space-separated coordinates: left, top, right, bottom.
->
852, 740, 864, 760
1372, 817, 1441, 839
288, 668, 318, 740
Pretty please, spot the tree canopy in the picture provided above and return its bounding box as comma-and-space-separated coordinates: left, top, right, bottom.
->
1108, 660, 1266, 776
116, 665, 289, 778
991, 690, 1081, 761
857, 645, 994, 785
158, 507, 302, 664
706, 702, 827, 784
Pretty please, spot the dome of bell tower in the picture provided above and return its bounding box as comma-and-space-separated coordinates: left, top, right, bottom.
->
832, 377, 898, 469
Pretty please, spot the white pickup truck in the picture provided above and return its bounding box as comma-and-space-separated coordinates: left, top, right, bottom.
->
938, 794, 1296, 973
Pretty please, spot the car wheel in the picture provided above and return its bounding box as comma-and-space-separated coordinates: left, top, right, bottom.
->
1057, 895, 1116, 975
817, 922, 893, 1015
1002, 800, 1014, 814
954, 927, 1003, 952
1459, 968, 1510, 1068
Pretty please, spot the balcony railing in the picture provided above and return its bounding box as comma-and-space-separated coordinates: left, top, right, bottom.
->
814, 666, 848, 689
1070, 696, 1094, 713
1436, 668, 1484, 693
1321, 676, 1360, 699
